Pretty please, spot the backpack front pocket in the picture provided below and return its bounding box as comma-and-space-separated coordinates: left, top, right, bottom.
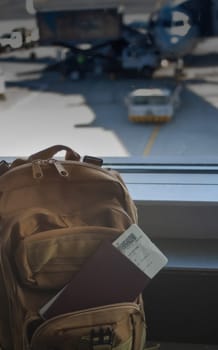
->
10, 204, 132, 290
13, 226, 123, 289
30, 303, 145, 350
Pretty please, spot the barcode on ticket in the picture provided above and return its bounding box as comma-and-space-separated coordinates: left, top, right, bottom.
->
115, 232, 138, 251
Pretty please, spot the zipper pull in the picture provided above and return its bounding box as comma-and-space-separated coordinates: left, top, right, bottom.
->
32, 160, 43, 179
53, 160, 69, 177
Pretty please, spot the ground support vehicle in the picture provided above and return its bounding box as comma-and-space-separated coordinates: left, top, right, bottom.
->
121, 45, 160, 78
126, 85, 182, 123
12, 27, 39, 48
0, 31, 23, 53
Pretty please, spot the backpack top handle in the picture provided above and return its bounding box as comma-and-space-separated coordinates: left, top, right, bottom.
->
28, 145, 81, 162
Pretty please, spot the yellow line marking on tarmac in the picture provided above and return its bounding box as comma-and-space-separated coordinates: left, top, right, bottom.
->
144, 125, 161, 156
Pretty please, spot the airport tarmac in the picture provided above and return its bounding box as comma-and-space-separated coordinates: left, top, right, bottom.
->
0, 42, 218, 158
0, 0, 218, 159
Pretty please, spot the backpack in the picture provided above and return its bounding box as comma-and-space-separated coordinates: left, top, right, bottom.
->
0, 145, 146, 350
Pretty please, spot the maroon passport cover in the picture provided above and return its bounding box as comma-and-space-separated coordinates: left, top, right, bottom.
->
39, 240, 151, 319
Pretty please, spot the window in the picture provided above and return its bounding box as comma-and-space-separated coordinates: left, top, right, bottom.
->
0, 1, 218, 345
131, 94, 169, 105
0, 0, 217, 158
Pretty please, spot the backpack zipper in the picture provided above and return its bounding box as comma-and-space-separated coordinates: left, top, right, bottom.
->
32, 160, 43, 179
50, 159, 69, 177
32, 160, 69, 179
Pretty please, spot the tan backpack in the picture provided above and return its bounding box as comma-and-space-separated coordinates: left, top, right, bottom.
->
0, 145, 146, 350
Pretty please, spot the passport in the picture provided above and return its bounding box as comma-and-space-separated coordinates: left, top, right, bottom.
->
39, 240, 150, 319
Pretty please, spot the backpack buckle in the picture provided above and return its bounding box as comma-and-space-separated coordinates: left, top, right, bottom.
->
83, 156, 103, 167
90, 328, 114, 350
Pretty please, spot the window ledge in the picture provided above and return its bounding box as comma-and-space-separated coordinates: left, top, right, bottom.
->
155, 238, 218, 271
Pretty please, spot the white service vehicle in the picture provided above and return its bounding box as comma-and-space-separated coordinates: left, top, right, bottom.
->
0, 31, 23, 52
12, 27, 39, 48
126, 85, 181, 123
